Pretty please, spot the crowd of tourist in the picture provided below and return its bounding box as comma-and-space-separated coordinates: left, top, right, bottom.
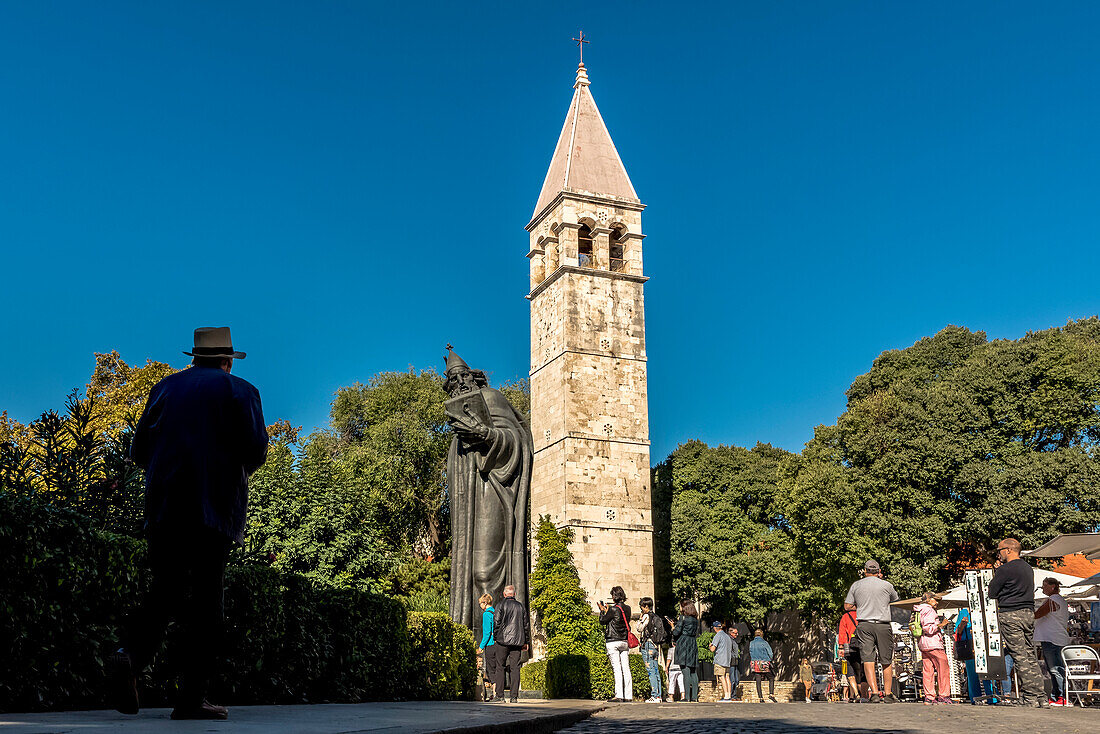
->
836, 538, 1079, 708
473, 537, 1084, 707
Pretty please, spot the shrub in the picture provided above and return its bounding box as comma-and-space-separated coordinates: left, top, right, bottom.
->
406, 612, 478, 701
697, 630, 715, 662
529, 517, 603, 657
522, 652, 651, 699
0, 491, 474, 712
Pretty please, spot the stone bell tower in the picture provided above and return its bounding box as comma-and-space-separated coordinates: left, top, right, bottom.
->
527, 60, 653, 609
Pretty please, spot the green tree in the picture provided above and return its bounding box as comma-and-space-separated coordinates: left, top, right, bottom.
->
529, 516, 603, 656
779, 319, 1100, 606
85, 351, 176, 440
246, 433, 395, 592
656, 441, 807, 625
330, 370, 451, 557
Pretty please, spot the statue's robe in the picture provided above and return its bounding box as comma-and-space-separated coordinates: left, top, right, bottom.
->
448, 387, 532, 630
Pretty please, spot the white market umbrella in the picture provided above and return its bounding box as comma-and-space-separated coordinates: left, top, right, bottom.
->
891, 569, 1085, 609
1024, 533, 1100, 561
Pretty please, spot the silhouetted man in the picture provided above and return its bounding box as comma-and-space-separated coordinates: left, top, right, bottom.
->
109, 327, 268, 720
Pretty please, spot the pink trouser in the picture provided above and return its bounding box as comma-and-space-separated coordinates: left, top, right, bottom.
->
921, 648, 951, 700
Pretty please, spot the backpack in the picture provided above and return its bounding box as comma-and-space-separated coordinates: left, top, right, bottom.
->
908, 613, 923, 638
650, 613, 671, 645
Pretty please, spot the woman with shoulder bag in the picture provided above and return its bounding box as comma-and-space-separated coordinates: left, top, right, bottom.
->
750, 628, 777, 702
597, 586, 635, 702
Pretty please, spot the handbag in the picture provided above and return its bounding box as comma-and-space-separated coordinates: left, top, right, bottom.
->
750, 660, 771, 674
620, 606, 640, 648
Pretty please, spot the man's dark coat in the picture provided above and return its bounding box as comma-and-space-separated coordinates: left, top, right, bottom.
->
132, 366, 268, 544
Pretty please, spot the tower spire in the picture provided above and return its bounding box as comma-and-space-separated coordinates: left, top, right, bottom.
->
529, 44, 637, 224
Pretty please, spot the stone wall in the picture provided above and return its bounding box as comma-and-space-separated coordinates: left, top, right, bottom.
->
528, 192, 654, 611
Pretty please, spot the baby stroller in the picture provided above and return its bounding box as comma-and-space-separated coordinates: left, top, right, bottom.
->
808, 660, 839, 701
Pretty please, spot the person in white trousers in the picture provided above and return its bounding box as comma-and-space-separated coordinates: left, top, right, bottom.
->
598, 586, 634, 702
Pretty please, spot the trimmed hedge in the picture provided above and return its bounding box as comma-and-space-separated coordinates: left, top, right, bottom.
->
521, 652, 651, 699
0, 491, 473, 712
407, 612, 478, 700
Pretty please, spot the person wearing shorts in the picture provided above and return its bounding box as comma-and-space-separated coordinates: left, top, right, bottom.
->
844, 560, 899, 703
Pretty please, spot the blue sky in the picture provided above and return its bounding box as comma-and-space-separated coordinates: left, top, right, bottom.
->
2, 2, 1098, 461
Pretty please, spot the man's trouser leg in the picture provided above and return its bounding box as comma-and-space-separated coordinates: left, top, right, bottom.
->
1041, 642, 1065, 700
491, 644, 508, 698
124, 531, 183, 673
505, 646, 522, 700
177, 529, 232, 708
999, 609, 1044, 701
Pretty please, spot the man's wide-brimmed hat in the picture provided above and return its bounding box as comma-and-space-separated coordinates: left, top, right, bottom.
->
183, 326, 246, 359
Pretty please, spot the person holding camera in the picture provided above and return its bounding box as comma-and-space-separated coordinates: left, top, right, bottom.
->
598, 586, 634, 702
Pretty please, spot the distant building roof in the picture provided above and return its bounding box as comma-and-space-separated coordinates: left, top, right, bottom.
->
1055, 553, 1100, 578
530, 63, 638, 225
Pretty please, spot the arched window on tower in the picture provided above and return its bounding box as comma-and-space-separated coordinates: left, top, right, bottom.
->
609, 226, 626, 272
578, 224, 595, 268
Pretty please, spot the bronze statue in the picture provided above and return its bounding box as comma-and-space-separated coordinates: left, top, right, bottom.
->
443, 346, 532, 629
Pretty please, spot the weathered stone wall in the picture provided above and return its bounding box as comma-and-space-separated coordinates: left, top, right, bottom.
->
528, 193, 654, 613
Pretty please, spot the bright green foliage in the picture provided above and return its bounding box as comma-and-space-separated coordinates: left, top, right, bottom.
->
697, 630, 715, 662
0, 391, 143, 536
85, 351, 176, 440
406, 612, 478, 700
388, 556, 451, 613
529, 516, 603, 656
656, 441, 805, 624
247, 436, 395, 593
330, 370, 452, 557
780, 319, 1100, 605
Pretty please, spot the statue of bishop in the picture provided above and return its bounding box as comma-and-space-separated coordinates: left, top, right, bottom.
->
443, 346, 532, 630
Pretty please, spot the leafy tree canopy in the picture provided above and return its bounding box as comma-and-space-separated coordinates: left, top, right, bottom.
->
779, 319, 1100, 606
85, 351, 176, 440
656, 441, 808, 625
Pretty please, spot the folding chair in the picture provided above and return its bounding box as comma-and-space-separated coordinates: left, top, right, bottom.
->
1061, 645, 1100, 708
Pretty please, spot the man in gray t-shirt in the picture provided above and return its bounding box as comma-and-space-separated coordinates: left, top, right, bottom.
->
709, 622, 736, 701
844, 560, 900, 702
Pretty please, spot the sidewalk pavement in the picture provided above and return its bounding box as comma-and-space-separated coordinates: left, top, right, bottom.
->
0, 700, 605, 734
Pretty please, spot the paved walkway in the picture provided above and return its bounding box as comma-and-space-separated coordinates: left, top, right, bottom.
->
0, 700, 604, 734
561, 700, 1099, 733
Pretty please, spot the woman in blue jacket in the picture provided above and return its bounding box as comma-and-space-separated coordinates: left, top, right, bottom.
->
750, 628, 777, 702
477, 594, 496, 700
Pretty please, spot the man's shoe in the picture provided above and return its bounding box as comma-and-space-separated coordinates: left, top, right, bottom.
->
768, 696, 778, 703
883, 694, 899, 704
1034, 699, 1051, 709
509, 698, 519, 704
489, 697, 506, 704
646, 696, 662, 703
170, 700, 228, 720
106, 650, 139, 715
868, 693, 881, 703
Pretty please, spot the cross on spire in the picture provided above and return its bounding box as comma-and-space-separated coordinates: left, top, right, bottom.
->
572, 30, 589, 66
